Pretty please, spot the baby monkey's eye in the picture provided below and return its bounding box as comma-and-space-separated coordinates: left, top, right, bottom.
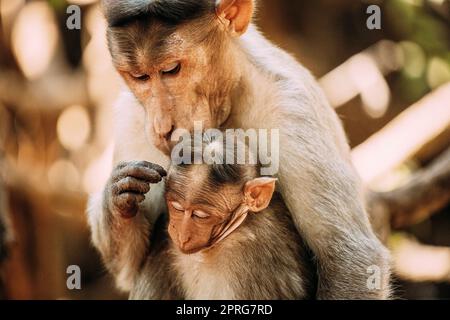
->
170, 201, 184, 212
193, 210, 210, 219
130, 72, 150, 82
161, 62, 181, 75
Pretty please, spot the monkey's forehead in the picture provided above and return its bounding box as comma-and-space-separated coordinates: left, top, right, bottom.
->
108, 18, 213, 69
102, 0, 215, 28
167, 167, 245, 195
167, 165, 209, 186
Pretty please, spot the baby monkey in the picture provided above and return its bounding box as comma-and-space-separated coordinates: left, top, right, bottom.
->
131, 139, 316, 300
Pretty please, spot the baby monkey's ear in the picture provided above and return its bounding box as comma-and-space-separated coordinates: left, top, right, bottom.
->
243, 177, 277, 213
216, 0, 254, 36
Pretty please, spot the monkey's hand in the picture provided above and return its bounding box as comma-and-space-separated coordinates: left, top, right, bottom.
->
105, 161, 167, 219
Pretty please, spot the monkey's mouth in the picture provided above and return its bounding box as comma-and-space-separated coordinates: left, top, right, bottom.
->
179, 247, 203, 255
177, 243, 214, 255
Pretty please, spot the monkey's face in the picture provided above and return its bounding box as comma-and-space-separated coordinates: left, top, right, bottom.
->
165, 194, 244, 255
164, 166, 244, 254
107, 19, 236, 155
166, 200, 229, 255
164, 162, 277, 254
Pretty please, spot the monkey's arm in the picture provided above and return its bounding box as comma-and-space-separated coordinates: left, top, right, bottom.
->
276, 89, 391, 299
87, 162, 166, 292
87, 93, 169, 292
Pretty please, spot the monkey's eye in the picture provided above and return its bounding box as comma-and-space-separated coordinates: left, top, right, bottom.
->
130, 73, 150, 82
170, 201, 184, 212
193, 210, 210, 220
161, 62, 181, 75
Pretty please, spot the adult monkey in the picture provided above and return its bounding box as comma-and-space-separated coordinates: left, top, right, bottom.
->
88, 0, 391, 299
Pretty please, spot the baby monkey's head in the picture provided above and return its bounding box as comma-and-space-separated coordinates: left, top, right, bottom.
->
165, 137, 276, 255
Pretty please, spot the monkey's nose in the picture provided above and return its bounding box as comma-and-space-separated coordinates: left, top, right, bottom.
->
179, 235, 191, 247
154, 118, 175, 142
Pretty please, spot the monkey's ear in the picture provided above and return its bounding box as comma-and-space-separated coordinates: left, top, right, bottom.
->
243, 177, 277, 213
216, 0, 254, 36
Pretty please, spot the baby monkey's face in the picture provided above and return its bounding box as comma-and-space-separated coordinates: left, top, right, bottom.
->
165, 166, 244, 255
165, 165, 277, 255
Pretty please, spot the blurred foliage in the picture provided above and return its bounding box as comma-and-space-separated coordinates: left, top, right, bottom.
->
48, 0, 69, 12
384, 0, 450, 102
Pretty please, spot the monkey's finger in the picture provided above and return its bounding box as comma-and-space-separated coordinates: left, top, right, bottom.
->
113, 193, 146, 219
115, 161, 128, 170
112, 166, 164, 184
139, 161, 167, 177
113, 177, 151, 195
115, 161, 167, 177
114, 192, 146, 207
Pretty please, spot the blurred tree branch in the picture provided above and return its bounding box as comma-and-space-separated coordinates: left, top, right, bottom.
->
391, 235, 450, 283
368, 146, 450, 243
350, 83, 450, 244
352, 83, 450, 184
424, 0, 450, 25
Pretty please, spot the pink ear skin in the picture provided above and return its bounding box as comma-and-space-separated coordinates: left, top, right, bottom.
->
243, 177, 277, 213
216, 0, 254, 36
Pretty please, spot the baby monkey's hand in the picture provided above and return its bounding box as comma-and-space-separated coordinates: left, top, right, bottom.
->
104, 161, 167, 219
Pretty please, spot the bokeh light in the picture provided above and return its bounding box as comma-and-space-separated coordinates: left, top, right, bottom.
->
400, 41, 427, 79
427, 57, 450, 89
11, 1, 58, 79
57, 105, 91, 151
48, 159, 80, 191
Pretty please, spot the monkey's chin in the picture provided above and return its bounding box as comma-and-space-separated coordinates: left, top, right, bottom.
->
178, 246, 206, 255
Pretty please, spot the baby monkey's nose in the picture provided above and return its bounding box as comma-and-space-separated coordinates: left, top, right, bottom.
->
179, 235, 191, 248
